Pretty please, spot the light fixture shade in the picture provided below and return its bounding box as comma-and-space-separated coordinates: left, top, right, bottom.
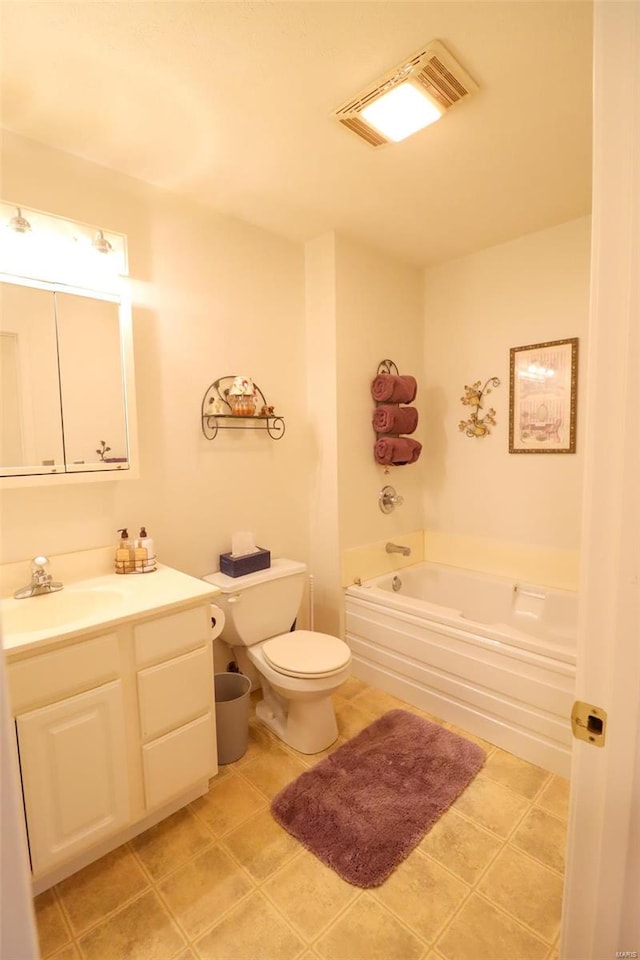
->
8, 207, 31, 233
334, 39, 478, 147
93, 230, 113, 254
361, 82, 442, 142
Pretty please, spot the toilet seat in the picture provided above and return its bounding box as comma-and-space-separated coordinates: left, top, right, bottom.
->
262, 630, 351, 679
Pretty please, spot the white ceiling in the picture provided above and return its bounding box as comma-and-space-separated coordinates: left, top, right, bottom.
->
1, 1, 593, 266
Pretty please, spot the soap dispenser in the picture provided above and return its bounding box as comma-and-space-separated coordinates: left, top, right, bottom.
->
134, 526, 156, 573
115, 528, 133, 574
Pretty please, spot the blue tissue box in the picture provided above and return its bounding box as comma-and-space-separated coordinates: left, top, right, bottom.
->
219, 548, 270, 578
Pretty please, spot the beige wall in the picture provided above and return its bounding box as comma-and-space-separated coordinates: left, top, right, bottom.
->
304, 232, 425, 627
335, 234, 425, 551
305, 234, 340, 633
0, 132, 591, 605
422, 216, 591, 587
1, 133, 311, 579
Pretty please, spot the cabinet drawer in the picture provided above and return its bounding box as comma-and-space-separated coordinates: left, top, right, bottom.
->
134, 605, 210, 667
142, 713, 215, 809
137, 645, 213, 741
7, 633, 120, 713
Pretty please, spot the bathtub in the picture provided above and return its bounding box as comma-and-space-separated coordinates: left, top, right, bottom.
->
344, 562, 577, 776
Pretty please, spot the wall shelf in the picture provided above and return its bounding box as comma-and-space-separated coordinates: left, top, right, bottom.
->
201, 377, 285, 440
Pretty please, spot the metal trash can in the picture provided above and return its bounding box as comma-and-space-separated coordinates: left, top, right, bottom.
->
214, 672, 252, 764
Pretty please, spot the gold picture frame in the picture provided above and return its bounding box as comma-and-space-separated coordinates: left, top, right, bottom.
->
509, 338, 578, 454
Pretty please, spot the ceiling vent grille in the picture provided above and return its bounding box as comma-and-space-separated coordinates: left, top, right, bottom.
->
338, 116, 388, 147
334, 40, 478, 147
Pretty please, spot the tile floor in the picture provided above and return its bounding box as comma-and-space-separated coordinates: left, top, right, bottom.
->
34, 678, 569, 960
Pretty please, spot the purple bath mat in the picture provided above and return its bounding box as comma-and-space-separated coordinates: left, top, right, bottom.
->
271, 708, 485, 888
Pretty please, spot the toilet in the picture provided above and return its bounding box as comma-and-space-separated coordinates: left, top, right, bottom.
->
203, 559, 351, 754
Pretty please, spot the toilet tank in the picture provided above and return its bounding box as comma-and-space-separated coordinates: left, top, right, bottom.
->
203, 558, 307, 647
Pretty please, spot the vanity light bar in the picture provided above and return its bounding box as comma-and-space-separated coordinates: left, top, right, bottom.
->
0, 200, 128, 290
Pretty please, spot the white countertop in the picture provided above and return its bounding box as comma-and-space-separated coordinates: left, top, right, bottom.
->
1, 564, 221, 659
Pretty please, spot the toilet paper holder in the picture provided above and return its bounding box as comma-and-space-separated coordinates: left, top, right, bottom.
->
210, 603, 226, 640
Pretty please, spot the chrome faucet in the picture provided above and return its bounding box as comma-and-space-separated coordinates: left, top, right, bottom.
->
14, 556, 64, 599
386, 542, 411, 557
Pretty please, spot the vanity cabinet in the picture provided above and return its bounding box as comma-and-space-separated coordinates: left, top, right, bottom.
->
6, 598, 217, 891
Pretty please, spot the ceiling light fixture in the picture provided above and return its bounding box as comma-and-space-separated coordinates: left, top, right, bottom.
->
93, 230, 113, 254
361, 82, 443, 142
334, 39, 478, 147
8, 207, 32, 233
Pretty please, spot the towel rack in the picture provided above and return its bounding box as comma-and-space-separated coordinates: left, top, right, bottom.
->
372, 358, 422, 468
377, 359, 399, 377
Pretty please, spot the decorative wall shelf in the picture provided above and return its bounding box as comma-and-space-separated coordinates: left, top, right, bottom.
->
201, 377, 285, 440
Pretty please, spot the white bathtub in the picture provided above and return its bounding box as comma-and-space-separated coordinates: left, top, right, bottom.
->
344, 562, 577, 775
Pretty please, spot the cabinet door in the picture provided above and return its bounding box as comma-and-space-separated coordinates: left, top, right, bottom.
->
0, 282, 64, 475
17, 680, 129, 875
55, 292, 129, 470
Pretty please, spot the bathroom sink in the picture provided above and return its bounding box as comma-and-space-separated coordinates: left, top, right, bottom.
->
1, 586, 127, 637
0, 564, 220, 654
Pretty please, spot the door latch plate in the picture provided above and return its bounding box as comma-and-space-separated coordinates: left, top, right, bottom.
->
571, 701, 607, 747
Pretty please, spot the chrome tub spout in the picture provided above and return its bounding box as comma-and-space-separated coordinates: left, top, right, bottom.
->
386, 542, 411, 557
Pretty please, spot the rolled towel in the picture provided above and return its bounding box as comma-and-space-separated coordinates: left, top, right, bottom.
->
374, 437, 422, 465
373, 405, 419, 435
371, 374, 417, 403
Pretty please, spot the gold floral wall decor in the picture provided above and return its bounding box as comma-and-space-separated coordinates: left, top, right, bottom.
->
458, 377, 500, 438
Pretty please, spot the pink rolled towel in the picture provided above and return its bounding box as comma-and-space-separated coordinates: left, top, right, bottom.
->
371, 374, 417, 403
373, 405, 419, 435
374, 437, 422, 465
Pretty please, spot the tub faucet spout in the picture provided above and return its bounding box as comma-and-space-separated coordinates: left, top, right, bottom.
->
386, 542, 411, 557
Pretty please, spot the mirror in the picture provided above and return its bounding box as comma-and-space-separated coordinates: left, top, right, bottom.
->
0, 279, 131, 477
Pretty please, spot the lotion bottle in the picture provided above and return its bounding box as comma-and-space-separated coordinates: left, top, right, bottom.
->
135, 527, 156, 572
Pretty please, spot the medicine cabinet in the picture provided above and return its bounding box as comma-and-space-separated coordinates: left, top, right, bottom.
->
0, 277, 137, 481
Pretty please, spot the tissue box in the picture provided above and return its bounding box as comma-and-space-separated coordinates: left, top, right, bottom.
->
219, 548, 270, 578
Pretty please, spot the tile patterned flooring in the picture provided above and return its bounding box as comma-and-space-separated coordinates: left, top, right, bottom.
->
34, 678, 569, 960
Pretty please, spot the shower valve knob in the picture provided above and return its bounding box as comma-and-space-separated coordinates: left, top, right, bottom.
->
379, 485, 404, 513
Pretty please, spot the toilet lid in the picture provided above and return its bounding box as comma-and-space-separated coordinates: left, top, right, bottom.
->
262, 630, 351, 679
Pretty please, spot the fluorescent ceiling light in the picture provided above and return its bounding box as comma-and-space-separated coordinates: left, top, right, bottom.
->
360, 82, 443, 142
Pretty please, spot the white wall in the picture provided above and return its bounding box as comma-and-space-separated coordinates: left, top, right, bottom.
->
422, 216, 591, 587
0, 132, 311, 579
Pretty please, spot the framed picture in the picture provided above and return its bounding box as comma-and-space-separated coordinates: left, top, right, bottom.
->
509, 338, 578, 453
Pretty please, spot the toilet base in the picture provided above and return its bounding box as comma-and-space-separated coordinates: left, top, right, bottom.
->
255, 691, 339, 754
